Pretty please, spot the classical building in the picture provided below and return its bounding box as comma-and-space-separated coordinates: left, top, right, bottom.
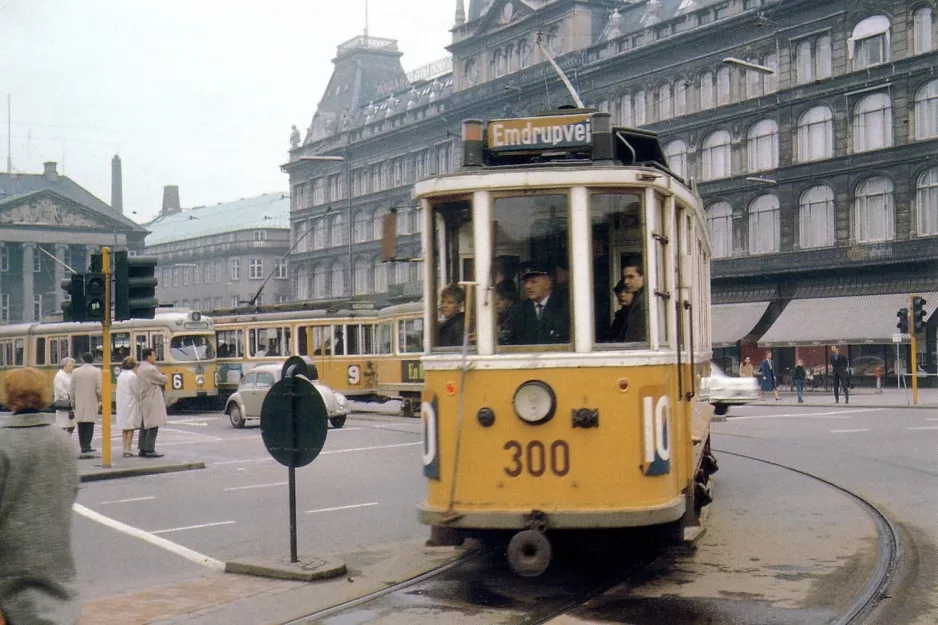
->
144, 190, 291, 311
0, 158, 147, 324
284, 0, 938, 377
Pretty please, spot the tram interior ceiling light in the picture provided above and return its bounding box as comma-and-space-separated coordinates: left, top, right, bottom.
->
722, 57, 775, 75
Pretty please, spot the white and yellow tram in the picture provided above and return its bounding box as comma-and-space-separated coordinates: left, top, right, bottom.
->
411, 111, 716, 576
0, 309, 217, 408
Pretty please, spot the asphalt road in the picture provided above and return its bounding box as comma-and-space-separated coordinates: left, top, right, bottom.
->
73, 412, 425, 600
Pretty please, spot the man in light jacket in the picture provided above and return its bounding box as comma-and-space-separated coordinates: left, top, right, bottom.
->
136, 348, 168, 458
69, 352, 101, 454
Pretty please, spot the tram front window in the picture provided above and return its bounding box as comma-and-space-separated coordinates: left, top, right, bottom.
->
430, 198, 475, 350
170, 335, 216, 361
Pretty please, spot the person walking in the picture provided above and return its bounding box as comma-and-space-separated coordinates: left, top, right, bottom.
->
52, 357, 76, 434
793, 358, 807, 404
759, 350, 780, 401
69, 352, 101, 454
0, 367, 81, 625
136, 348, 167, 458
738, 356, 755, 378
115, 356, 141, 458
831, 346, 850, 404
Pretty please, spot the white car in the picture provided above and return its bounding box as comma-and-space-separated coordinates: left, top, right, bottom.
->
224, 363, 350, 429
700, 362, 760, 416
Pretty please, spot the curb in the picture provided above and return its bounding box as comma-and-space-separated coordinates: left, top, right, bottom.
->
225, 556, 347, 582
80, 461, 206, 482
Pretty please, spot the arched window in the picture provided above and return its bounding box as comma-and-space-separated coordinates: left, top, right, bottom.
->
854, 177, 895, 242
817, 35, 833, 79
506, 44, 516, 73
850, 16, 891, 70
330, 261, 346, 297
797, 106, 834, 162
634, 90, 647, 125
701, 130, 731, 180
372, 209, 386, 241
916, 168, 938, 236
747, 119, 779, 172
664, 140, 689, 180
914, 80, 938, 140
493, 49, 505, 77
312, 263, 326, 299
296, 265, 310, 301
795, 40, 813, 84
657, 83, 673, 120
853, 93, 893, 152
762, 53, 778, 93
799, 185, 835, 248
707, 202, 733, 258
330, 214, 345, 247
519, 39, 531, 68
699, 71, 714, 109
311, 218, 326, 250
353, 209, 371, 243
748, 195, 780, 254
374, 257, 389, 292
354, 257, 371, 295
619, 94, 633, 125
914, 7, 934, 54
673, 79, 687, 116
716, 67, 732, 105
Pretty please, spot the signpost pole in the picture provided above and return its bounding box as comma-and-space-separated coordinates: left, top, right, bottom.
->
101, 247, 112, 467
288, 375, 299, 563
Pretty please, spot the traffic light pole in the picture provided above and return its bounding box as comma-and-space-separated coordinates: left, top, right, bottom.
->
910, 295, 919, 406
101, 247, 113, 467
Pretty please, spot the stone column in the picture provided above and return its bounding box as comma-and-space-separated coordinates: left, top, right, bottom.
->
85, 245, 95, 271
22, 243, 35, 321
54, 243, 67, 313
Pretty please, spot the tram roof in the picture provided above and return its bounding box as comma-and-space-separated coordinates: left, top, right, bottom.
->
0, 309, 214, 337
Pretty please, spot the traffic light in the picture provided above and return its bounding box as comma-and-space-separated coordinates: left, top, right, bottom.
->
83, 273, 107, 322
113, 251, 159, 320
61, 274, 86, 322
912, 296, 928, 332
897, 308, 909, 334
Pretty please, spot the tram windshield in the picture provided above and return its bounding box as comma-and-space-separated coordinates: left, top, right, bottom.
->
169, 335, 216, 361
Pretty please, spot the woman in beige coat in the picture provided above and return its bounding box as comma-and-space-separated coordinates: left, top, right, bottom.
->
135, 348, 167, 458
115, 356, 141, 458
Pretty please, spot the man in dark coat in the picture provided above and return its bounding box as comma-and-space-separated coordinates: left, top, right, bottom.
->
617, 262, 647, 343
505, 264, 570, 345
831, 345, 850, 404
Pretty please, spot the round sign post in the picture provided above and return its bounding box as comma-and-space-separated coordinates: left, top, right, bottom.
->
260, 356, 329, 563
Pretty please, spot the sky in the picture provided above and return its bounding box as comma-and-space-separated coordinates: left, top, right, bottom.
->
0, 0, 455, 223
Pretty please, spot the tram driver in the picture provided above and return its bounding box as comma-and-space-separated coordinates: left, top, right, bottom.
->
503, 263, 570, 345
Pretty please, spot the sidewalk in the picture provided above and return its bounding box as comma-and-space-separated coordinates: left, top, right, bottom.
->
753, 382, 938, 409
77, 451, 205, 482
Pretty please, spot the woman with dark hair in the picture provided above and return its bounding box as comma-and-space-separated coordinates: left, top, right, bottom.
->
0, 367, 80, 625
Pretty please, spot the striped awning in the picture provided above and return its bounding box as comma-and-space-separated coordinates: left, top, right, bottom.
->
711, 302, 771, 348
759, 292, 938, 346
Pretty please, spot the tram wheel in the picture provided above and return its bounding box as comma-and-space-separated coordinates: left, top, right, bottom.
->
507, 530, 552, 577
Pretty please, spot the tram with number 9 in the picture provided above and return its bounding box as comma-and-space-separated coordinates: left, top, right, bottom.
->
409, 110, 717, 576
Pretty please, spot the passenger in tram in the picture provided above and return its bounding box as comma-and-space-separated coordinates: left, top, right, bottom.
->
616, 260, 646, 343
492, 255, 519, 293
552, 258, 570, 301
608, 280, 634, 342
504, 264, 570, 345
438, 284, 466, 347
494, 280, 520, 344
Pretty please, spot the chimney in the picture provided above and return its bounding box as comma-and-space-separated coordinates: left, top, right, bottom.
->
161, 185, 181, 216
111, 154, 123, 214
43, 161, 58, 181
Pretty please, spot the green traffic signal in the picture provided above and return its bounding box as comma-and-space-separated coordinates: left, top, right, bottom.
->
83, 273, 107, 322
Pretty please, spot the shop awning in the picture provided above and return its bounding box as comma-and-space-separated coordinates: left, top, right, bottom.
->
759, 292, 938, 346
711, 302, 771, 348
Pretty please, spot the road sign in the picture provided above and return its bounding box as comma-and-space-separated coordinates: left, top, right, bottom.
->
260, 376, 328, 468
893, 333, 909, 343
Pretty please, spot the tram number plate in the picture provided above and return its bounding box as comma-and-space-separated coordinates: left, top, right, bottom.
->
171, 373, 184, 390
503, 440, 570, 478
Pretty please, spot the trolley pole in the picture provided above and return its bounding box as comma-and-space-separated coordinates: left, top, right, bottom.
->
101, 247, 113, 467
910, 295, 919, 406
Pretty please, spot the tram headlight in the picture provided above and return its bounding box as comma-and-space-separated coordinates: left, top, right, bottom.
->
196, 375, 205, 387
512, 381, 556, 425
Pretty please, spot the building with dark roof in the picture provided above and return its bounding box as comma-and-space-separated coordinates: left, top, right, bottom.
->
0, 159, 147, 323
284, 0, 938, 377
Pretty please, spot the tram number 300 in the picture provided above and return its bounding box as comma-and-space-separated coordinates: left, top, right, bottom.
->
503, 440, 570, 478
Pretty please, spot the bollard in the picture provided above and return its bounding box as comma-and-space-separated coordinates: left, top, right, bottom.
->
875, 366, 883, 394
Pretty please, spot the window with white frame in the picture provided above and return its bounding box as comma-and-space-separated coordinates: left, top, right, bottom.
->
745, 58, 762, 99
33, 294, 42, 321
914, 7, 934, 55
748, 194, 780, 254
353, 209, 371, 243
1, 293, 9, 322
916, 168, 938, 236
395, 262, 409, 285
816, 35, 832, 79
799, 185, 835, 248
854, 177, 895, 242
330, 261, 346, 297
664, 140, 689, 180
253, 230, 267, 242
214, 297, 222, 308
914, 80, 938, 140
673, 79, 687, 116
853, 93, 893, 152
374, 259, 388, 292
230, 258, 240, 281
657, 83, 672, 120
762, 53, 778, 93
372, 209, 386, 241
0, 246, 8, 272
795, 40, 813, 84
193, 263, 200, 284
707, 202, 733, 258
313, 218, 326, 249
276, 259, 287, 279
172, 266, 180, 287
634, 90, 647, 125
182, 266, 189, 286
330, 214, 345, 246
312, 263, 326, 298
797, 106, 834, 162
716, 67, 731, 105
850, 15, 890, 70
701, 130, 732, 180
312, 178, 325, 205
296, 265, 310, 300
354, 258, 370, 295
619, 94, 633, 125
699, 71, 714, 109
230, 295, 239, 308
249, 258, 263, 279
747, 119, 779, 172
214, 260, 222, 282
204, 263, 211, 283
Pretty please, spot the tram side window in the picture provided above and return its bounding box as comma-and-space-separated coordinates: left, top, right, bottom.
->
430, 198, 475, 350
35, 338, 46, 366
151, 334, 166, 361
170, 335, 215, 361
377, 322, 392, 354
592, 192, 649, 347
332, 326, 346, 356
217, 330, 244, 358
249, 327, 290, 358
310, 326, 333, 356
50, 338, 59, 365
492, 193, 571, 349
72, 335, 91, 361
59, 338, 69, 361
91, 335, 104, 363
2, 342, 10, 366
112, 332, 131, 363
135, 335, 149, 362
398, 318, 424, 354
347, 325, 361, 355
14, 339, 24, 366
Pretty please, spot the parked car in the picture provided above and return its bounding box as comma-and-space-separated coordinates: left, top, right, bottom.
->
225, 363, 350, 429
700, 363, 761, 416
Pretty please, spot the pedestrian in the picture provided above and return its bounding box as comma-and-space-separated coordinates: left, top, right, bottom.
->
136, 348, 167, 458
759, 350, 780, 401
69, 352, 101, 454
0, 367, 81, 625
115, 356, 141, 458
738, 356, 755, 378
830, 346, 850, 404
52, 357, 76, 434
793, 358, 807, 404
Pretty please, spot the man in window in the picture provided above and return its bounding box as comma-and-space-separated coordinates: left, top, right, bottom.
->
616, 260, 647, 343
505, 264, 570, 345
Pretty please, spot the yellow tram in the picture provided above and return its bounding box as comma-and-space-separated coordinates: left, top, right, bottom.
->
0, 309, 218, 409
411, 110, 716, 576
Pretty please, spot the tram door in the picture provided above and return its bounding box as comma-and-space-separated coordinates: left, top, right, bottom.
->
134, 332, 166, 363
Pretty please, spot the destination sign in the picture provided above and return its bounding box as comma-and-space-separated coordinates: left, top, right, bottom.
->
487, 114, 593, 152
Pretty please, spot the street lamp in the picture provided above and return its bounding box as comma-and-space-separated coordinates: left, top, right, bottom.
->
722, 57, 775, 75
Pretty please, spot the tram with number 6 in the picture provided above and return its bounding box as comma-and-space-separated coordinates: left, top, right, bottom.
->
409, 109, 716, 576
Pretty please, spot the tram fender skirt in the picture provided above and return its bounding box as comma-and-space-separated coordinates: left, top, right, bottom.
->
507, 530, 552, 577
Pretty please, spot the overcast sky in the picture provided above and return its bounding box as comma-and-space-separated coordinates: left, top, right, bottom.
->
0, 0, 454, 223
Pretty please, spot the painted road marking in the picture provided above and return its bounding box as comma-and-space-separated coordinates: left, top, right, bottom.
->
152, 521, 236, 534
730, 409, 879, 421
99, 496, 156, 505
306, 502, 379, 514
73, 503, 225, 570
224, 482, 288, 491
830, 428, 870, 433
908, 426, 938, 430
320, 442, 422, 455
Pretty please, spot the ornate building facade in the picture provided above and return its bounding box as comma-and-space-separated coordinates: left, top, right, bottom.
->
285, 0, 938, 376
